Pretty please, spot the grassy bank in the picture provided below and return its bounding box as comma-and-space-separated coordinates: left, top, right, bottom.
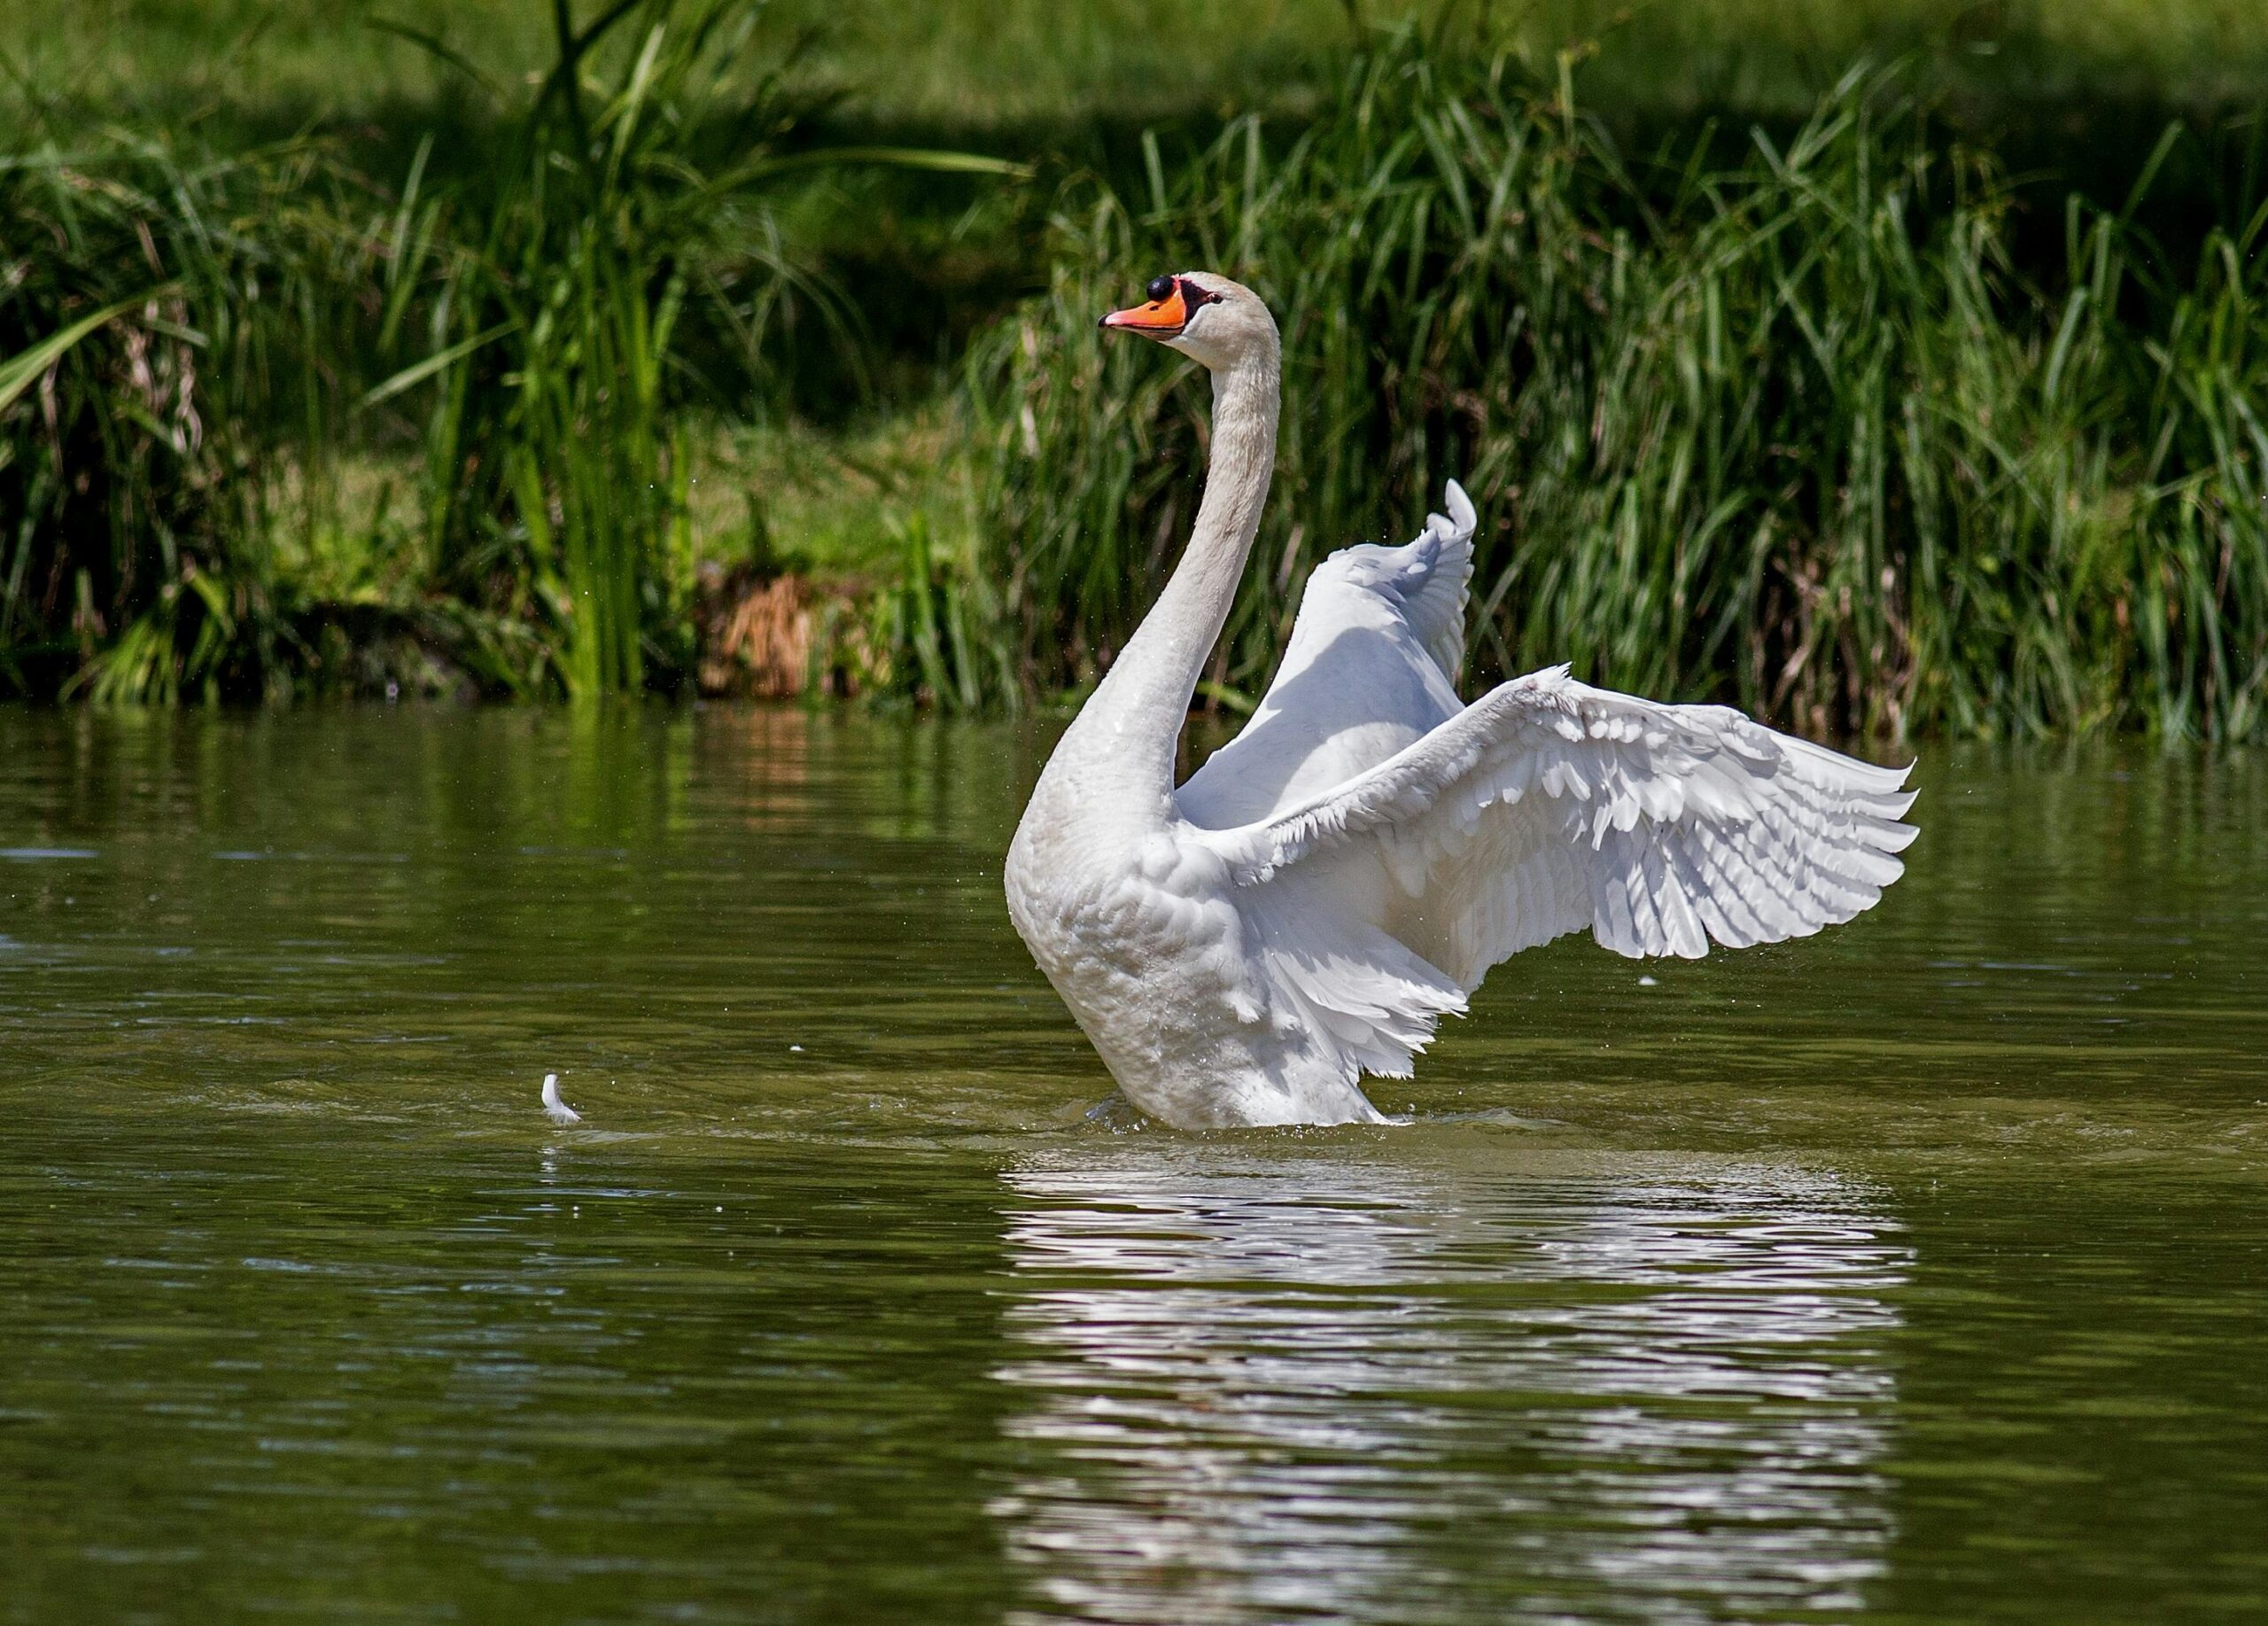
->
4, 4, 2266, 737
1, 0, 1009, 702
962, 43, 2268, 740
14, 0, 2268, 129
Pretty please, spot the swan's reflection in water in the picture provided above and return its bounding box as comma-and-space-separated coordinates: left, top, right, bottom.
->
990, 1147, 1908, 1625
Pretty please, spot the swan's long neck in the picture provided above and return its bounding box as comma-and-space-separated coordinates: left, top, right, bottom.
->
1051, 348, 1280, 821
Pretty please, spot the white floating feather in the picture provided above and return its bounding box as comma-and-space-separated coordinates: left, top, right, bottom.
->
540, 1072, 581, 1126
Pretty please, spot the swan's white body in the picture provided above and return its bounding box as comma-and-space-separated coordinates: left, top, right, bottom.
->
1005, 274, 1916, 1130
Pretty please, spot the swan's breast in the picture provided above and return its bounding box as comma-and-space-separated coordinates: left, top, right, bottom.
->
1007, 829, 1236, 976
1004, 825, 1256, 1061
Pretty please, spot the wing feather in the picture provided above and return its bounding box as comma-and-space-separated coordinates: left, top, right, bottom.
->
1169, 478, 1914, 1095
1178, 483, 1477, 829
1195, 665, 1919, 1034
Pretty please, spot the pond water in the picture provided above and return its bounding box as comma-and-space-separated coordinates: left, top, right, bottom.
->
1, 705, 2263, 1623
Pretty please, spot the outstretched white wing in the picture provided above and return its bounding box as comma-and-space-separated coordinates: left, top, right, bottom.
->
1177, 483, 1476, 829
1195, 665, 1917, 1034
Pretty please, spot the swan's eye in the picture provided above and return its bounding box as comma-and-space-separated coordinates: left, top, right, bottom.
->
1146, 275, 1176, 303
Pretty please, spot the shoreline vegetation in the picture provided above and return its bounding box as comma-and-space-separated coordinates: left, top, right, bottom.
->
4, 2, 2266, 740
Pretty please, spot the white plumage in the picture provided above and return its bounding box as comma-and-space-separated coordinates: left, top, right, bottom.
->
1006, 272, 1916, 1130
540, 1072, 581, 1126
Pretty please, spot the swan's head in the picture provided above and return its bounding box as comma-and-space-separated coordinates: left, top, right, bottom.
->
1099, 272, 1278, 371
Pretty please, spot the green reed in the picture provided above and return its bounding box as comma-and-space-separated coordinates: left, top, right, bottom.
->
1, 0, 1010, 702
366, 0, 805, 696
0, 135, 353, 701
370, 0, 1015, 697
959, 35, 2268, 741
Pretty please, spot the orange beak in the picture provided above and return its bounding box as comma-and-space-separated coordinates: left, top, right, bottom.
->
1100, 282, 1191, 338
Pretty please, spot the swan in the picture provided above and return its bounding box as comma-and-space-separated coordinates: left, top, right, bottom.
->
1004, 272, 1917, 1130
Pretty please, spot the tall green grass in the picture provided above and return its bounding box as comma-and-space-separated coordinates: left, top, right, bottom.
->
370, 0, 1012, 697
1, 0, 1010, 701
8, 16, 2266, 735
380, 0, 774, 697
0, 135, 358, 701
959, 35, 2268, 740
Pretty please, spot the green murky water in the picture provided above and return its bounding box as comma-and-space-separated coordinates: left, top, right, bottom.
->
2, 705, 2263, 1623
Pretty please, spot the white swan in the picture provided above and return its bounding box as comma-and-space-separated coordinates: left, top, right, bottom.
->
1005, 273, 1916, 1130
